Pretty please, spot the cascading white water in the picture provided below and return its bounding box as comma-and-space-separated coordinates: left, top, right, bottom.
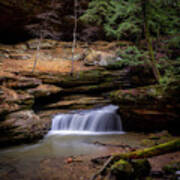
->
48, 105, 124, 135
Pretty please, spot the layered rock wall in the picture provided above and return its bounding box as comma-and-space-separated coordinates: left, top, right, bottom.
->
0, 61, 179, 146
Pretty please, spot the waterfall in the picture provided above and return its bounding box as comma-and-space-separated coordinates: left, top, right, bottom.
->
48, 105, 124, 135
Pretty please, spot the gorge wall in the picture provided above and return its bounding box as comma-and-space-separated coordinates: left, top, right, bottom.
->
0, 62, 179, 147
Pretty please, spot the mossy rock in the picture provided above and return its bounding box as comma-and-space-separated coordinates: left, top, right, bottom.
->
110, 159, 151, 179
131, 159, 151, 178
163, 162, 180, 174
110, 159, 134, 180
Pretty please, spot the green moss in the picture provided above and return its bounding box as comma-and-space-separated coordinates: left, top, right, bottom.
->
78, 70, 102, 80
141, 139, 157, 147
112, 139, 180, 160
111, 159, 134, 179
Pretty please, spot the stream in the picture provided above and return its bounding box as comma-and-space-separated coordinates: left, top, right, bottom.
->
0, 105, 147, 180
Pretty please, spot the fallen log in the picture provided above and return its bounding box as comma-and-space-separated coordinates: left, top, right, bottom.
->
90, 139, 180, 180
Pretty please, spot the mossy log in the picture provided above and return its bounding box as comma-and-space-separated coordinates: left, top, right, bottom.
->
113, 138, 180, 160
91, 139, 180, 180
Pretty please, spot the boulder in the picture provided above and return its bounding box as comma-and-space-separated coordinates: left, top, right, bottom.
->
110, 159, 134, 180
110, 159, 151, 180
84, 50, 117, 67
0, 110, 49, 146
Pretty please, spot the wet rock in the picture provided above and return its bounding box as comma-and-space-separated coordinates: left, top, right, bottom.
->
0, 110, 49, 146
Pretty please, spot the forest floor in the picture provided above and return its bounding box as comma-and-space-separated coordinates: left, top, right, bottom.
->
0, 41, 109, 74
0, 49, 93, 74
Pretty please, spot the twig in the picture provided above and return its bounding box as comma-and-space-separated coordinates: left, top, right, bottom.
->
71, 0, 78, 76
90, 156, 114, 180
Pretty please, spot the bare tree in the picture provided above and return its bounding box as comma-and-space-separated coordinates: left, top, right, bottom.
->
26, 0, 62, 72
70, 0, 78, 76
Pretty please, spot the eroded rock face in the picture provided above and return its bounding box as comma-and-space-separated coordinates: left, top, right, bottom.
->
0, 110, 49, 146
0, 69, 130, 146
0, 86, 34, 116
0, 64, 179, 147
110, 81, 180, 134
27, 84, 62, 98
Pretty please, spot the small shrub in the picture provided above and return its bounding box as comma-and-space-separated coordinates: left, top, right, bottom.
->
106, 46, 148, 70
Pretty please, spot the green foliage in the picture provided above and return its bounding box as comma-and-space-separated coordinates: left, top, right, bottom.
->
116, 46, 147, 65
104, 0, 142, 40
107, 46, 147, 69
80, 0, 110, 25
166, 36, 180, 50
81, 0, 143, 40
159, 58, 180, 85
147, 0, 180, 36
81, 0, 180, 40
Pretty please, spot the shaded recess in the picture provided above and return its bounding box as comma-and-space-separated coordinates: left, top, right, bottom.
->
0, 0, 92, 44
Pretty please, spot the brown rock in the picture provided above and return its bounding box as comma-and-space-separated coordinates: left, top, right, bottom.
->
110, 84, 180, 134
28, 84, 62, 98
84, 49, 115, 66
0, 110, 49, 146
0, 86, 34, 116
4, 76, 41, 89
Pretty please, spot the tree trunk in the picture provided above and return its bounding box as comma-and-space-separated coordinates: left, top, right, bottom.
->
32, 34, 42, 73
142, 0, 161, 83
71, 0, 78, 76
